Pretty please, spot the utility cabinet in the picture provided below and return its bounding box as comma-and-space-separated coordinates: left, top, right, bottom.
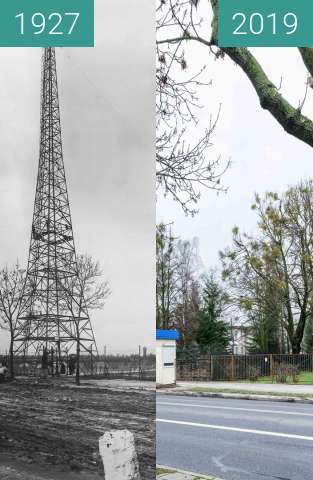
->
156, 329, 179, 386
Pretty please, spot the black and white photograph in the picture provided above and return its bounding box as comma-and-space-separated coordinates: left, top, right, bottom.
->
0, 1, 155, 479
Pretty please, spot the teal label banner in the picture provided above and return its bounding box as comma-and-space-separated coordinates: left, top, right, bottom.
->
0, 0, 94, 47
218, 0, 313, 47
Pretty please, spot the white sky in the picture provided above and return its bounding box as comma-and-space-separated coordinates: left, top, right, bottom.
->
157, 4, 313, 275
1, 2, 312, 354
0, 0, 155, 355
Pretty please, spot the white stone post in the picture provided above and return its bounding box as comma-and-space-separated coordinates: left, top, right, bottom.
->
99, 430, 141, 480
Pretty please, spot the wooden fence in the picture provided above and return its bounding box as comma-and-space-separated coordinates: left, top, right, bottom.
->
177, 353, 313, 383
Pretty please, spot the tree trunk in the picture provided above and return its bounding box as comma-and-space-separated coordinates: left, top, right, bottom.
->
9, 334, 14, 380
291, 333, 302, 353
292, 344, 301, 354
288, 332, 301, 354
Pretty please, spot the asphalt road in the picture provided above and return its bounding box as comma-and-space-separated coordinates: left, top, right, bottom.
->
156, 394, 313, 480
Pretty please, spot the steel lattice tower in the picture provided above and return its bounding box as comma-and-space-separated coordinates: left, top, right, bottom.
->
14, 48, 97, 358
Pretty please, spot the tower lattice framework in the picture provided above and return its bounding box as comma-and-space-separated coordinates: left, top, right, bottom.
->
15, 48, 97, 357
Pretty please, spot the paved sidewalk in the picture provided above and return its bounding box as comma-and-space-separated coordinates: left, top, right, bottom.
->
177, 381, 313, 395
157, 381, 313, 403
157, 466, 218, 479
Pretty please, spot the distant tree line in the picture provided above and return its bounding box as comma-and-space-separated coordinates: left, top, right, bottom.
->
158, 180, 313, 356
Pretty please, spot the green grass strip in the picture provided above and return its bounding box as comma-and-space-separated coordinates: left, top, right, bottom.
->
191, 387, 313, 398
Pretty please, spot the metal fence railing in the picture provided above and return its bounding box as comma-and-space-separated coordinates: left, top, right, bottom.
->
176, 354, 313, 384
0, 353, 156, 381
80, 355, 156, 381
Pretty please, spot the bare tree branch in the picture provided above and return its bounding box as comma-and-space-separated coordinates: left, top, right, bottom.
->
158, 0, 313, 150
156, 0, 229, 215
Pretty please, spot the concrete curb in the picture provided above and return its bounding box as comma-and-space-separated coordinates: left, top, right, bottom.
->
157, 389, 313, 404
157, 465, 222, 479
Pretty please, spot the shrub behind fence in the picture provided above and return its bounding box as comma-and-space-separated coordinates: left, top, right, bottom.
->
176, 353, 313, 383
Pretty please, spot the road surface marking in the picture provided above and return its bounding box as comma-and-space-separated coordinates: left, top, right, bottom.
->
158, 401, 313, 417
157, 418, 313, 442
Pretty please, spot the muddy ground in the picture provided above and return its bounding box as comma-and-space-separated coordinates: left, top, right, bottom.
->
0, 378, 155, 479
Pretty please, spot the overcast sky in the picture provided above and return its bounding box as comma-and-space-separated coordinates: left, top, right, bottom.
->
0, 0, 154, 354
157, 4, 313, 278
1, 2, 313, 355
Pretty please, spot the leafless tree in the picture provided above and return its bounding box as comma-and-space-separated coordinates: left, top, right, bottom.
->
156, 224, 180, 328
63, 254, 111, 385
174, 238, 202, 345
0, 263, 25, 379
157, 0, 229, 216
156, 223, 202, 344
157, 0, 313, 150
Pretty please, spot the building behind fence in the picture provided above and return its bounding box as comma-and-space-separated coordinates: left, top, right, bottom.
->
177, 353, 313, 383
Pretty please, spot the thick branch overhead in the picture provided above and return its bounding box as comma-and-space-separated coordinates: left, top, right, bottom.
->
221, 47, 313, 148
157, 0, 313, 150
